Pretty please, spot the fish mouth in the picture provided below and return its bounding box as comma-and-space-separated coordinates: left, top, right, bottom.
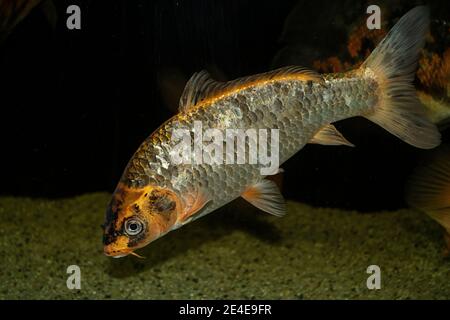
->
103, 248, 130, 258
103, 244, 132, 258
103, 247, 145, 259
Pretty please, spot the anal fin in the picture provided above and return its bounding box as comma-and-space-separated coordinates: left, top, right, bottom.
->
310, 124, 354, 147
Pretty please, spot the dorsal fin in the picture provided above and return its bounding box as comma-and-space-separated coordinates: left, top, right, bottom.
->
178, 70, 219, 113
179, 66, 324, 113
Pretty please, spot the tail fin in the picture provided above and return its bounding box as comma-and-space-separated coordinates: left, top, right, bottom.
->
362, 6, 441, 149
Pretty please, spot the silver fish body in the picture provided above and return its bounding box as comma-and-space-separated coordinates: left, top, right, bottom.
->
123, 69, 378, 218
103, 6, 440, 257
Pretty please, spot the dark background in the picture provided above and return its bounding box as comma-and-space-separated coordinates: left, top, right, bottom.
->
0, 0, 448, 211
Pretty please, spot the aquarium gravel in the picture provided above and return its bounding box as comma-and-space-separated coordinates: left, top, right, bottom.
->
0, 193, 449, 299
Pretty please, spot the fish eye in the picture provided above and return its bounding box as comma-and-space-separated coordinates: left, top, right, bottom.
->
124, 218, 144, 236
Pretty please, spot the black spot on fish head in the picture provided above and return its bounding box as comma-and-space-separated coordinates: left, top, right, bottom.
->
102, 198, 121, 246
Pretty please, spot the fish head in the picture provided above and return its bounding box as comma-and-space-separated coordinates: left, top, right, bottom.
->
102, 182, 181, 258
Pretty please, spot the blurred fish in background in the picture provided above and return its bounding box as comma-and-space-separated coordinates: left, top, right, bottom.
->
283, 1, 450, 130
0, 0, 57, 43
267, 0, 450, 210
406, 146, 450, 256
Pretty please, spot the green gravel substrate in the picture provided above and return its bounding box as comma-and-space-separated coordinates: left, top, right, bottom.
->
0, 193, 449, 299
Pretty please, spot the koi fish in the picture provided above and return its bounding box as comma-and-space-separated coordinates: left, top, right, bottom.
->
103, 6, 440, 258
406, 147, 450, 256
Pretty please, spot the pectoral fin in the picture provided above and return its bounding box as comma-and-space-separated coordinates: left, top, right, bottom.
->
310, 124, 354, 147
178, 189, 211, 224
241, 180, 286, 217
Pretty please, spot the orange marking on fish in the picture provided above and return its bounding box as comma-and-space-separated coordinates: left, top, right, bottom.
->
241, 185, 261, 202
190, 73, 322, 111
